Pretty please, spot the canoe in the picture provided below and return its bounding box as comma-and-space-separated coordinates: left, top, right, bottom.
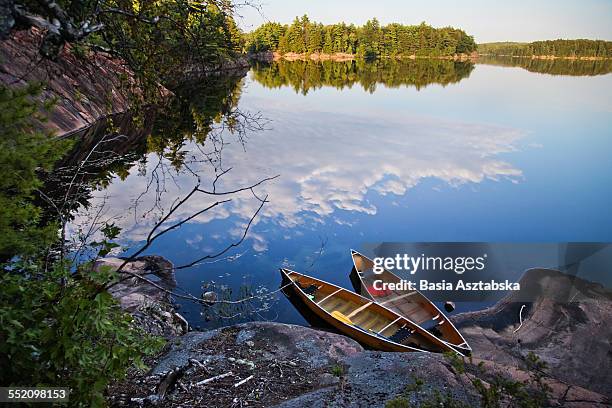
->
350, 250, 471, 355
280, 268, 457, 353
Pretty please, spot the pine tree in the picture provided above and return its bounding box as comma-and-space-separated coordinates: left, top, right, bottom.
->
308, 24, 323, 53
286, 17, 306, 53
323, 27, 333, 54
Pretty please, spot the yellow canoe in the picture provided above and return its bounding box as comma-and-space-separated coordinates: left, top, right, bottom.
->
280, 268, 457, 353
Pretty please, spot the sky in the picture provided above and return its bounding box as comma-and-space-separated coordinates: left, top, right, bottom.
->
234, 0, 612, 43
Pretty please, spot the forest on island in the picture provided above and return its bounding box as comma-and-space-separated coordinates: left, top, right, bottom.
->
245, 15, 477, 58
478, 40, 612, 58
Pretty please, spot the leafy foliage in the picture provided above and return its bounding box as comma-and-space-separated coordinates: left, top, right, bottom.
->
0, 82, 164, 406
246, 15, 477, 57
0, 83, 69, 260
384, 352, 552, 408
446, 351, 551, 408
13, 0, 244, 101
94, 0, 243, 96
0, 263, 164, 406
330, 364, 345, 377
1, 1, 249, 404
385, 376, 468, 408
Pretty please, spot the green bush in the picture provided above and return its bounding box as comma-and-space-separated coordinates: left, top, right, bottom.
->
0, 264, 164, 406
385, 397, 411, 408
0, 82, 66, 260
446, 351, 551, 408
0, 82, 164, 406
330, 363, 345, 377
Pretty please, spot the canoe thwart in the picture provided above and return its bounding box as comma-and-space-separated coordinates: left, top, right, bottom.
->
379, 291, 417, 305
378, 316, 402, 334
347, 302, 373, 318
317, 288, 343, 305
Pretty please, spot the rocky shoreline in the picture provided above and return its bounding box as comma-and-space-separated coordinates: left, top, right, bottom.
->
0, 27, 249, 139
105, 258, 611, 407
97, 256, 188, 339
0, 28, 140, 137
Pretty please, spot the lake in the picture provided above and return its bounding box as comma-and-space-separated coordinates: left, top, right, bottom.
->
60, 58, 612, 328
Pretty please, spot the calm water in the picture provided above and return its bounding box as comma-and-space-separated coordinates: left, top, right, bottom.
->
63, 58, 612, 328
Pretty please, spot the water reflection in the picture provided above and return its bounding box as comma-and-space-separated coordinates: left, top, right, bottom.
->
251, 59, 475, 94
48, 57, 612, 327
43, 71, 251, 248
65, 106, 525, 250
477, 56, 612, 76
149, 73, 251, 164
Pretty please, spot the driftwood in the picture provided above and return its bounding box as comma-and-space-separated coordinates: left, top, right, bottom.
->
188, 358, 205, 368
195, 371, 233, 386
233, 375, 253, 388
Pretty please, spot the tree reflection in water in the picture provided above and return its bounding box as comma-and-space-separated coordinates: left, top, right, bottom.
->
250, 58, 475, 94
477, 56, 612, 76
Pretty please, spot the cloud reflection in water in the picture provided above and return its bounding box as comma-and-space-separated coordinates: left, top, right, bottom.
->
70, 102, 525, 253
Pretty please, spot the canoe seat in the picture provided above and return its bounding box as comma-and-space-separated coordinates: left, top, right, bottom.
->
332, 311, 376, 336
388, 326, 414, 343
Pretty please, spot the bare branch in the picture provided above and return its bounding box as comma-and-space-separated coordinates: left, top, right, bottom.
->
196, 174, 279, 196
174, 192, 269, 271
112, 191, 231, 277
